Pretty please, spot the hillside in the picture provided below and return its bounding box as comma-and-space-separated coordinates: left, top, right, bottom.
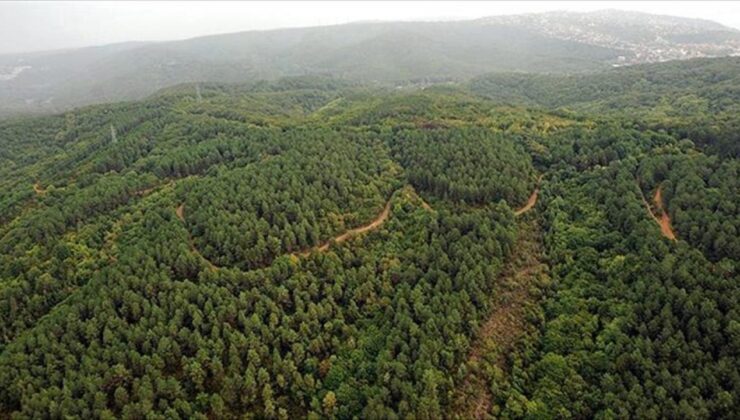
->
0, 57, 738, 417
1, 10, 739, 116
470, 56, 740, 157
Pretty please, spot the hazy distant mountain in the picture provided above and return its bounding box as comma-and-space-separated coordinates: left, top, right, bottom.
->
481, 10, 740, 64
1, 10, 738, 116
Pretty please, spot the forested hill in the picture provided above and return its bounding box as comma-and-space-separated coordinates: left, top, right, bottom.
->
470, 57, 740, 157
470, 57, 740, 110
1, 9, 739, 116
0, 59, 738, 418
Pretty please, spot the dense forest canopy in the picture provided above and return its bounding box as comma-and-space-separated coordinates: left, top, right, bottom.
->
470, 57, 740, 157
0, 57, 737, 418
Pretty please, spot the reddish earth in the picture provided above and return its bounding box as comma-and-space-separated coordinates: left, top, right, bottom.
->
318, 198, 393, 249
653, 186, 677, 241
419, 197, 434, 212
175, 187, 427, 267
638, 182, 677, 241
296, 186, 435, 257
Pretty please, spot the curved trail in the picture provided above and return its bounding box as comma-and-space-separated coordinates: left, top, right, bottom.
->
176, 186, 433, 268
174, 171, 543, 270
454, 174, 546, 418
419, 197, 434, 212
136, 181, 174, 197
514, 175, 543, 216
653, 186, 677, 241
294, 186, 435, 257
638, 182, 677, 241
32, 182, 45, 195
296, 197, 394, 257
173, 177, 548, 419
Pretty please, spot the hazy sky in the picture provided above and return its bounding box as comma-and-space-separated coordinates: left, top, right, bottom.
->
2, 1, 739, 55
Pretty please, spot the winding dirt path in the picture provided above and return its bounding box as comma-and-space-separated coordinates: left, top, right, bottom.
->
299, 186, 435, 256
653, 186, 677, 241
515, 175, 543, 216
638, 182, 677, 241
308, 198, 392, 254
136, 181, 174, 197
294, 191, 402, 257
32, 182, 45, 195
454, 218, 548, 418
175, 186, 433, 267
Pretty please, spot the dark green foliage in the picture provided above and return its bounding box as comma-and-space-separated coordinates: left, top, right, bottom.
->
0, 58, 737, 418
638, 153, 739, 262
471, 57, 740, 157
491, 124, 739, 418
390, 127, 536, 205
471, 57, 740, 112
182, 128, 400, 270
0, 81, 532, 417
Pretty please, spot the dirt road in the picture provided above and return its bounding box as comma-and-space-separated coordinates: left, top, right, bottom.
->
296, 195, 395, 257
177, 186, 430, 267
653, 186, 677, 241
638, 182, 677, 241
515, 175, 543, 216
175, 203, 217, 270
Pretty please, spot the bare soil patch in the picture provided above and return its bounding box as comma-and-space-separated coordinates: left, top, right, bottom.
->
637, 181, 677, 241
653, 186, 677, 241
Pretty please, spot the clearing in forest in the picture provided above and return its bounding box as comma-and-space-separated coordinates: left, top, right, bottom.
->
454, 216, 549, 419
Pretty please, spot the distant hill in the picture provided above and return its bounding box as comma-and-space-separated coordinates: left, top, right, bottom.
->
479, 9, 740, 62
0, 9, 738, 116
470, 56, 740, 157
469, 56, 740, 109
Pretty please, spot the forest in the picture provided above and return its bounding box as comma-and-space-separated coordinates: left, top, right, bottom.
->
0, 58, 737, 418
